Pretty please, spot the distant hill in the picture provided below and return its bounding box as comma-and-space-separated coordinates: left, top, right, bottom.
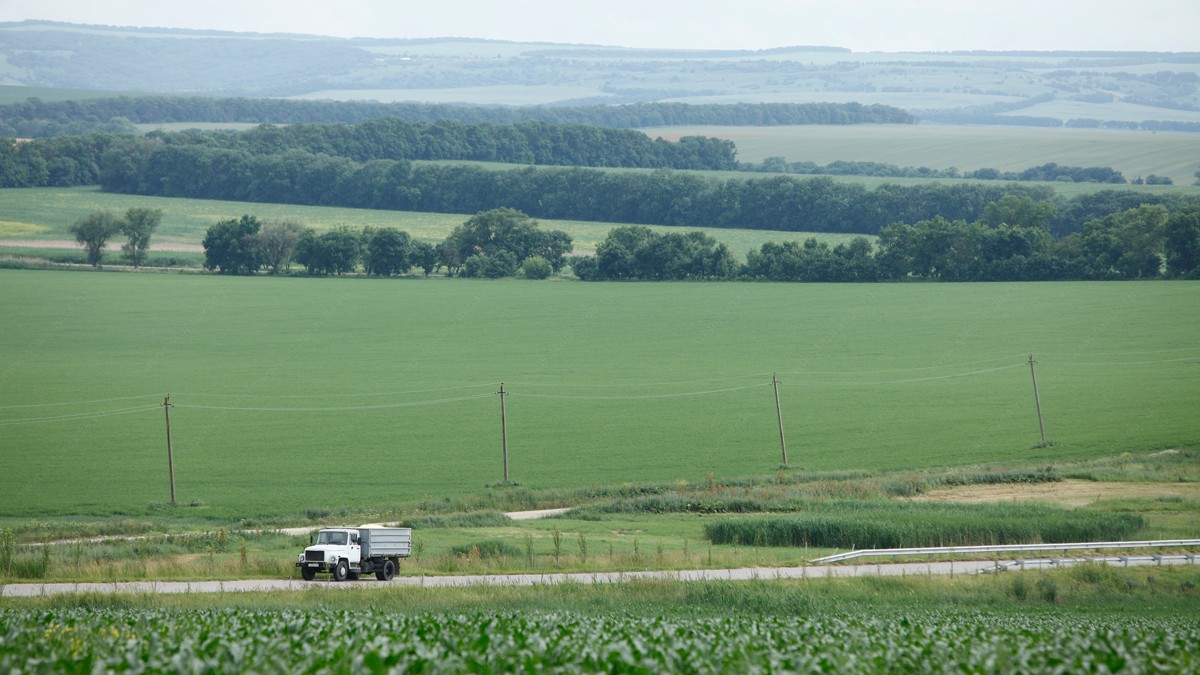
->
1, 20, 1199, 128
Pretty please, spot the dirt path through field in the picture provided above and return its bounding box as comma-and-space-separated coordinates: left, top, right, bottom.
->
0, 239, 203, 252
910, 479, 1200, 507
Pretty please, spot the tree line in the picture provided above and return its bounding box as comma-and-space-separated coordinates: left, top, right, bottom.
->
139, 119, 740, 170
91, 142, 1200, 238
575, 200, 1200, 282
68, 202, 1200, 282
200, 208, 573, 280
6, 129, 1199, 241
745, 158, 1154, 184
0, 97, 915, 139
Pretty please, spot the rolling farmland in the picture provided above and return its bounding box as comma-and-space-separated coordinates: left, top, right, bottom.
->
1, 270, 1196, 520
641, 124, 1200, 188
0, 187, 868, 257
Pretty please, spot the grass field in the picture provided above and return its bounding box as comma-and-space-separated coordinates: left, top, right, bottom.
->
641, 124, 1200, 188
2, 270, 1196, 520
0, 187, 868, 256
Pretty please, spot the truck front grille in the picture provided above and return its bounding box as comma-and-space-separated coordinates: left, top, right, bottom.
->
305, 550, 326, 562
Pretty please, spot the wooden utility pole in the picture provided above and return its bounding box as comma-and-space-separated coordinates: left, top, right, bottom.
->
1027, 355, 1048, 446
498, 383, 510, 483
163, 394, 176, 505
772, 374, 788, 466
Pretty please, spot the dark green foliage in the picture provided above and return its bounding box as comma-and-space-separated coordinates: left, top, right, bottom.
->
743, 237, 879, 282
294, 226, 361, 276
1164, 205, 1200, 279
704, 502, 1146, 549
462, 252, 518, 278
590, 226, 738, 280
364, 227, 412, 276
445, 208, 572, 278
0, 94, 914, 138
201, 215, 262, 274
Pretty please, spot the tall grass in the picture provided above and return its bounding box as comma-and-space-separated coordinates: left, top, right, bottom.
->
704, 502, 1146, 549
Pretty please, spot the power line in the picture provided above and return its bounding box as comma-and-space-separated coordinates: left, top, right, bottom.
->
784, 353, 1030, 376
800, 363, 1025, 386
504, 373, 775, 388
171, 382, 497, 399
0, 404, 161, 426
0, 394, 162, 410
510, 383, 772, 401
1051, 356, 1200, 367
171, 393, 494, 413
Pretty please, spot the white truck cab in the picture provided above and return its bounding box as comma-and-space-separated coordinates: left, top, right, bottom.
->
297, 527, 411, 581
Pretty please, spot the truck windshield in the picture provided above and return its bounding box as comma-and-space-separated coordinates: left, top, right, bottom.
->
316, 531, 348, 545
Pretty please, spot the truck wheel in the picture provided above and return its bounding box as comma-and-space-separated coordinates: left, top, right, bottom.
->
301, 567, 317, 581
333, 560, 349, 582
376, 559, 395, 581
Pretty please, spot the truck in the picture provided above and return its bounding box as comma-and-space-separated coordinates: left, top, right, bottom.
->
296, 527, 411, 581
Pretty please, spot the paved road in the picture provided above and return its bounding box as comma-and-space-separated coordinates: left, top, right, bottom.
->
4, 556, 1193, 598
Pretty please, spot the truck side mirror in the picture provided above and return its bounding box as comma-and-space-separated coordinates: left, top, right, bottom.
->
309, 534, 314, 545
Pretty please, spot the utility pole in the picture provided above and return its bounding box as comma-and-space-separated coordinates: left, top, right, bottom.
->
772, 374, 788, 466
1027, 355, 1048, 447
163, 394, 176, 505
498, 383, 509, 483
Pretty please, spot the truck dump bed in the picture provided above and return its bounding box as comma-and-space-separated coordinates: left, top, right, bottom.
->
359, 527, 412, 557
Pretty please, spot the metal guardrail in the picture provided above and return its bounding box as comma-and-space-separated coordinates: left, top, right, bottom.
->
809, 539, 1200, 564
992, 554, 1198, 571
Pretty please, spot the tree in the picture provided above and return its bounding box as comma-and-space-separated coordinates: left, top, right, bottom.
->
252, 218, 304, 274
119, 207, 162, 268
1164, 205, 1200, 279
202, 215, 263, 275
411, 240, 437, 276
462, 251, 518, 278
365, 227, 413, 276
69, 210, 121, 267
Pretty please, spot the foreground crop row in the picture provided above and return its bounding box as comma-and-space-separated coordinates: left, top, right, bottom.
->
2, 608, 1197, 672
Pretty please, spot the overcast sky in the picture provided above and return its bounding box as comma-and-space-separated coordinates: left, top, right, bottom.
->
1, 0, 1196, 52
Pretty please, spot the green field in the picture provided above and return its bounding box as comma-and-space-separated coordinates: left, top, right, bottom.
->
0, 187, 867, 256
2, 270, 1196, 520
642, 124, 1200, 188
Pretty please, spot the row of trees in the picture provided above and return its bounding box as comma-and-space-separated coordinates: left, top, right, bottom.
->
747, 158, 1149, 184
574, 202, 1200, 282
93, 142, 1200, 237
192, 202, 1200, 283
201, 209, 573, 279
0, 97, 914, 139
147, 119, 739, 170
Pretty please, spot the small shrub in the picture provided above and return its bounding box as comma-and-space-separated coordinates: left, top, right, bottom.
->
1036, 576, 1058, 603
1011, 575, 1029, 601
519, 255, 552, 279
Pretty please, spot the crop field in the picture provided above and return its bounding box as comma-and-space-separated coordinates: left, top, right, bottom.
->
1, 270, 1196, 520
0, 187, 866, 256
3, 606, 1198, 672
641, 123, 1200, 187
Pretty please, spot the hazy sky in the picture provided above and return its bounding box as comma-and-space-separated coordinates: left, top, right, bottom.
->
1, 0, 1196, 52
